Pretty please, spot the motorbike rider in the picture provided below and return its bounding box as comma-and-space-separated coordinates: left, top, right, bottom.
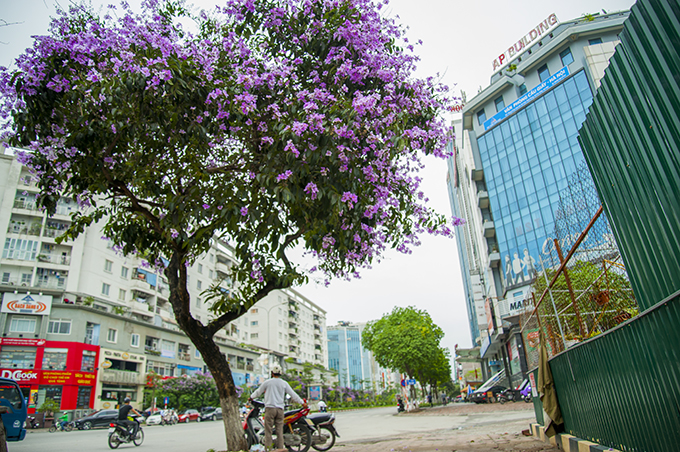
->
118, 397, 141, 439
249, 364, 307, 452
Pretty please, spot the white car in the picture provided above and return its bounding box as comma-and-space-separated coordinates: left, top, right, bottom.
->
144, 413, 164, 426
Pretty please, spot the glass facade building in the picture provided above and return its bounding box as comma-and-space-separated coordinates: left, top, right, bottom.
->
327, 324, 373, 390
477, 69, 593, 290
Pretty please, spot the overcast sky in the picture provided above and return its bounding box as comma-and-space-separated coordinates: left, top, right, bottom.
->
0, 0, 635, 364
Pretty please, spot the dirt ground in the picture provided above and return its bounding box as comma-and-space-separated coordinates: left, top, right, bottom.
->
334, 402, 560, 452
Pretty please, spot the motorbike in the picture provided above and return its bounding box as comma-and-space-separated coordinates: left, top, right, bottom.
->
498, 388, 523, 404
307, 411, 340, 451
244, 400, 313, 452
108, 417, 144, 449
49, 420, 74, 432
397, 398, 405, 413
26, 415, 39, 429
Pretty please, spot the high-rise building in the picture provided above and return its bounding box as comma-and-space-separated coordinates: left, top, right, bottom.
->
327, 322, 387, 391
447, 11, 629, 385
0, 149, 326, 413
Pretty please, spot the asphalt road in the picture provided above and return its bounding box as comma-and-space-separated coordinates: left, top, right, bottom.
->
11, 403, 552, 452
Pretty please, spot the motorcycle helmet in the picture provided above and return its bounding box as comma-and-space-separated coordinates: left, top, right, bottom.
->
270, 364, 282, 375
124, 397, 131, 403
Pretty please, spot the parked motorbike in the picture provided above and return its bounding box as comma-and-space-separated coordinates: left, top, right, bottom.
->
108, 417, 144, 449
26, 415, 39, 429
307, 411, 339, 451
244, 400, 313, 452
498, 388, 523, 404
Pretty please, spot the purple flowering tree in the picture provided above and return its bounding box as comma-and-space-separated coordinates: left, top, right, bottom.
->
0, 0, 461, 448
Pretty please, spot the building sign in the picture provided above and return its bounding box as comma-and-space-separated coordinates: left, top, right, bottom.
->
1, 293, 53, 315
41, 370, 96, 385
492, 13, 559, 71
0, 369, 39, 383
484, 66, 570, 131
0, 338, 46, 347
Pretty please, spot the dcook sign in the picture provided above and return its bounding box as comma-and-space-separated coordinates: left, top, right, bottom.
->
492, 14, 559, 71
0, 369, 39, 382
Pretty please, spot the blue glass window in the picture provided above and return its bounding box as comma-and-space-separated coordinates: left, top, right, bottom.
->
559, 47, 574, 66
518, 84, 527, 96
588, 38, 603, 45
477, 109, 486, 126
538, 64, 550, 82
494, 96, 505, 112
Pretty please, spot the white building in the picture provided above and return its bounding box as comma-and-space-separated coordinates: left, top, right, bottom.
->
0, 148, 328, 411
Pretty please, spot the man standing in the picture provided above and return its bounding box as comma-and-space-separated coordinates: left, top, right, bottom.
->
249, 364, 307, 451
118, 397, 141, 439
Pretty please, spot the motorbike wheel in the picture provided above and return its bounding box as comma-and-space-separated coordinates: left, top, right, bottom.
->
285, 423, 312, 452
311, 426, 336, 452
133, 428, 145, 446
65, 423, 74, 432
524, 395, 532, 403
499, 396, 506, 404
108, 432, 122, 449
49, 425, 57, 433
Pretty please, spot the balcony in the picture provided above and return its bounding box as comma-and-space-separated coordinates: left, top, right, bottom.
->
144, 345, 161, 356
488, 250, 501, 268
35, 277, 68, 289
8, 222, 42, 235
178, 352, 191, 362
100, 369, 145, 385
471, 168, 484, 181
483, 220, 496, 238
477, 190, 489, 209
37, 253, 71, 266
216, 260, 231, 276
130, 278, 155, 295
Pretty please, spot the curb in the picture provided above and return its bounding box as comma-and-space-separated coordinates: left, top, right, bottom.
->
531, 423, 621, 452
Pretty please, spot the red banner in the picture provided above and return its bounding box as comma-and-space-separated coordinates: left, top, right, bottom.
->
0, 338, 46, 346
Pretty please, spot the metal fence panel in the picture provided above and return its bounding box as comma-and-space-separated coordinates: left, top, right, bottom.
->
578, 0, 680, 311
550, 292, 680, 451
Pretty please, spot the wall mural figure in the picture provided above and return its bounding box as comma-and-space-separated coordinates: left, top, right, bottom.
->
512, 252, 525, 284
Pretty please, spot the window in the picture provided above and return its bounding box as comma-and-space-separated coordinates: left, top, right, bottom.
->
195, 349, 201, 359
1, 273, 9, 284
81, 350, 96, 372
559, 47, 574, 66
107, 328, 118, 343
121, 266, 129, 278
477, 109, 486, 125
209, 270, 213, 279
42, 386, 63, 407
0, 347, 36, 369
102, 283, 110, 296
197, 280, 202, 290
21, 273, 31, 285
494, 96, 505, 112
251, 321, 258, 326
209, 254, 214, 262
131, 333, 140, 348
251, 308, 258, 314
196, 297, 201, 307
161, 340, 176, 359
251, 333, 259, 339
104, 259, 113, 273
48, 319, 71, 335
198, 264, 203, 274
118, 289, 126, 301
77, 387, 92, 409
42, 348, 68, 370
538, 64, 550, 82
518, 84, 527, 96
588, 38, 603, 45
9, 317, 35, 333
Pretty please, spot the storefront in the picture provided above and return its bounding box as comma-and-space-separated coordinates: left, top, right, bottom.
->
95, 348, 146, 410
0, 338, 99, 414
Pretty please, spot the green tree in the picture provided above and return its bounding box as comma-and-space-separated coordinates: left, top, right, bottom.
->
159, 372, 220, 410
362, 306, 450, 397
1, 1, 458, 449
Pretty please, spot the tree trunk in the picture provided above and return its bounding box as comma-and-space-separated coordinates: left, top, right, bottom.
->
166, 255, 247, 451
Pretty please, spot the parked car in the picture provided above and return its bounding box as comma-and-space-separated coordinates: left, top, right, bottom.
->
200, 407, 222, 421
178, 409, 200, 423
470, 385, 506, 404
75, 409, 119, 429
453, 395, 464, 403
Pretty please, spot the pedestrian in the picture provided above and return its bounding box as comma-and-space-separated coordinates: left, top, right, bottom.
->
249, 364, 307, 452
318, 400, 327, 412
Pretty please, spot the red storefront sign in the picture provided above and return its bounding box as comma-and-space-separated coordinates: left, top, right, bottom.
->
0, 369, 40, 383
0, 338, 46, 346
41, 371, 96, 385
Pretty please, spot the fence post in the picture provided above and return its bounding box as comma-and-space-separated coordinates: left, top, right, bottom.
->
554, 239, 587, 339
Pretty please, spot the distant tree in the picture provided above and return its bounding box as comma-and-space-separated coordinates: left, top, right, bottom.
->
0, 0, 459, 449
159, 372, 220, 410
362, 306, 450, 398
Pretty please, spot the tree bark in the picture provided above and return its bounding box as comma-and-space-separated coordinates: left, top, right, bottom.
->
166, 254, 247, 451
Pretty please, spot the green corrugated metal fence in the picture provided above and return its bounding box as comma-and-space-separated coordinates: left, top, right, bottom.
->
549, 291, 680, 451
578, 0, 680, 311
